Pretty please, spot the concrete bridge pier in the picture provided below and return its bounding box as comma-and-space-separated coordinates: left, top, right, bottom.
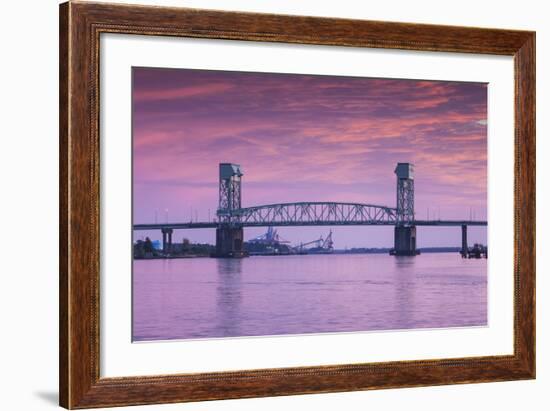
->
161, 227, 173, 254
214, 225, 246, 258
393, 225, 418, 256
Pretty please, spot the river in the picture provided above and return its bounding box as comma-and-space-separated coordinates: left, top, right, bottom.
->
132, 253, 486, 341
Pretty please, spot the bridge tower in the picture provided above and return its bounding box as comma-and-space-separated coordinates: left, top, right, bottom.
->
393, 163, 418, 256
215, 163, 246, 257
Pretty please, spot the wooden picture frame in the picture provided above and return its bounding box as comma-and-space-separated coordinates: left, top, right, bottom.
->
59, 1, 535, 408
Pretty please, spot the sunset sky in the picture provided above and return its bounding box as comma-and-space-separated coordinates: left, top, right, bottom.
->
132, 67, 487, 248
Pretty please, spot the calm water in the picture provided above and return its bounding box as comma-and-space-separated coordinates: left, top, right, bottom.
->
133, 253, 487, 341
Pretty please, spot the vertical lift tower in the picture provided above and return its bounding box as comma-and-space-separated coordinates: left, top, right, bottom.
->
393, 163, 419, 255
215, 163, 246, 257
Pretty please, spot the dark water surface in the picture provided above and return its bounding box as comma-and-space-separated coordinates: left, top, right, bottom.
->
132, 253, 487, 341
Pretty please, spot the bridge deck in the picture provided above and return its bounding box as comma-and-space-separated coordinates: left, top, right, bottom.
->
133, 201, 487, 230
133, 220, 487, 230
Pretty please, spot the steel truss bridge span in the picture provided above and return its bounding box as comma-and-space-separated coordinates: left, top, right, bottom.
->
230, 201, 397, 226
134, 202, 397, 230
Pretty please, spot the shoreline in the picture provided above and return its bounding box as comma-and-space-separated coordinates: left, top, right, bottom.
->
134, 248, 468, 260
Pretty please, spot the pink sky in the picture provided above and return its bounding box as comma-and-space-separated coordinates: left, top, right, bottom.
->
132, 68, 487, 248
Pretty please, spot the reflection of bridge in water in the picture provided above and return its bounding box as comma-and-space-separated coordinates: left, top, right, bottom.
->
133, 163, 487, 257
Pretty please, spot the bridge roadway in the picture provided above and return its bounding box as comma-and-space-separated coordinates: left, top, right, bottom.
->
133, 219, 487, 230
134, 201, 486, 231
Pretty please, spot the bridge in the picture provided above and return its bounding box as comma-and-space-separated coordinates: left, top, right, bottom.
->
133, 163, 487, 257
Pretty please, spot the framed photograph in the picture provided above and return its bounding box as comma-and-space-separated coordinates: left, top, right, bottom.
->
59, 1, 535, 408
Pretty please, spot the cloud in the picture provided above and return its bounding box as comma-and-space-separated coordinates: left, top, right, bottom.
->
133, 83, 234, 102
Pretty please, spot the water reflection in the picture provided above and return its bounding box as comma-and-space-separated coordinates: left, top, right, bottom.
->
393, 256, 416, 328
133, 253, 487, 341
215, 259, 243, 337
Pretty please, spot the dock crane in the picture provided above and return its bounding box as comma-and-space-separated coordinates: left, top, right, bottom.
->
293, 230, 334, 254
